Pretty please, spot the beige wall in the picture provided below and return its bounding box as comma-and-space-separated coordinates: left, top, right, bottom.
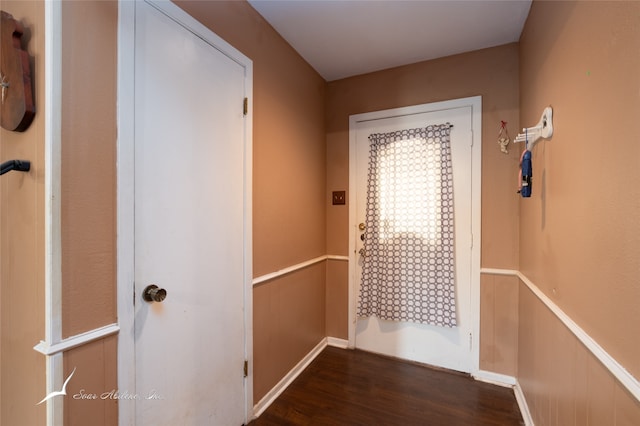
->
325, 259, 348, 339
519, 281, 640, 425
174, 1, 328, 402
64, 335, 118, 426
61, 0, 118, 338
253, 263, 326, 400
0, 1, 46, 424
325, 43, 521, 340
59, 1, 119, 424
480, 273, 518, 376
516, 1, 640, 423
519, 0, 640, 381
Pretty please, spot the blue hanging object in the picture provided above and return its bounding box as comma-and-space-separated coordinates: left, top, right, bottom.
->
514, 107, 554, 197
520, 150, 532, 197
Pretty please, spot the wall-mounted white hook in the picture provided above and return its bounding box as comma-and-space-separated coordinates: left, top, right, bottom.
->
515, 106, 553, 150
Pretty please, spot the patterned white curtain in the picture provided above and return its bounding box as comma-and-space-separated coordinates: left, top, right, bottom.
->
357, 124, 457, 328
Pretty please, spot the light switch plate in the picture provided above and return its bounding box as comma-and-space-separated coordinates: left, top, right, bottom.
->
332, 191, 346, 205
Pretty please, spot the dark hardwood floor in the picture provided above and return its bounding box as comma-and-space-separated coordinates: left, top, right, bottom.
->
250, 346, 523, 426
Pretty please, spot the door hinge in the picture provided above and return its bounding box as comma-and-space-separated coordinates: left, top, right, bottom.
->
470, 233, 473, 249
243, 97, 248, 116
133, 283, 136, 306
470, 130, 474, 146
243, 360, 248, 377
469, 333, 473, 351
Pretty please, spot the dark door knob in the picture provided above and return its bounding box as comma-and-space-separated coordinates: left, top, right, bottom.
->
143, 284, 167, 303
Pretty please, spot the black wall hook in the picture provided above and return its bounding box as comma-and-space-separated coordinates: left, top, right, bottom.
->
0, 159, 30, 175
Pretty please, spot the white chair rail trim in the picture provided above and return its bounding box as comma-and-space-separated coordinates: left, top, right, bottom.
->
253, 255, 348, 286
481, 268, 640, 402
34, 323, 120, 356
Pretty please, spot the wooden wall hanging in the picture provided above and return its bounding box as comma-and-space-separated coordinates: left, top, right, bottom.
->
0, 10, 35, 132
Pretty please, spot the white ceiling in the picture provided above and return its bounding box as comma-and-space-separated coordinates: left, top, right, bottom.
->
248, 0, 532, 81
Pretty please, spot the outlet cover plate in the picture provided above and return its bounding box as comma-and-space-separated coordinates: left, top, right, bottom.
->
332, 191, 346, 205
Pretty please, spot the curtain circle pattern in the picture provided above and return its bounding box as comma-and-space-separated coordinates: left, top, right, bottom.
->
357, 124, 457, 328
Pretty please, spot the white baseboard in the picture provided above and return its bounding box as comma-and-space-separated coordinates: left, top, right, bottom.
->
514, 380, 534, 426
473, 370, 516, 387
252, 338, 328, 418
327, 337, 349, 349
474, 371, 532, 424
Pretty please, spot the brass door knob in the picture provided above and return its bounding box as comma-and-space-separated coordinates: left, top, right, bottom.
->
358, 223, 366, 231
143, 284, 167, 303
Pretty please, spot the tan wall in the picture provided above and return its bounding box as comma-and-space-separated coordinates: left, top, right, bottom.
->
325, 124, 350, 340
325, 43, 521, 340
253, 263, 326, 400
174, 1, 328, 402
61, 0, 117, 337
519, 281, 640, 425
326, 259, 348, 339
0, 2, 119, 423
479, 273, 518, 376
64, 335, 118, 426
518, 0, 640, 404
60, 1, 118, 424
0, 1, 46, 424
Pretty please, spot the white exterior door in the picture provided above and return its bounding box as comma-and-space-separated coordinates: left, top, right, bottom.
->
131, 2, 251, 424
349, 97, 481, 373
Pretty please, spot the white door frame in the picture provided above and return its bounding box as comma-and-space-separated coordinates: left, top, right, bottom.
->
347, 96, 481, 375
116, 1, 253, 423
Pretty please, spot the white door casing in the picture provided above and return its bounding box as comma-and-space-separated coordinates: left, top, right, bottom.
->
348, 97, 481, 374
117, 1, 253, 424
